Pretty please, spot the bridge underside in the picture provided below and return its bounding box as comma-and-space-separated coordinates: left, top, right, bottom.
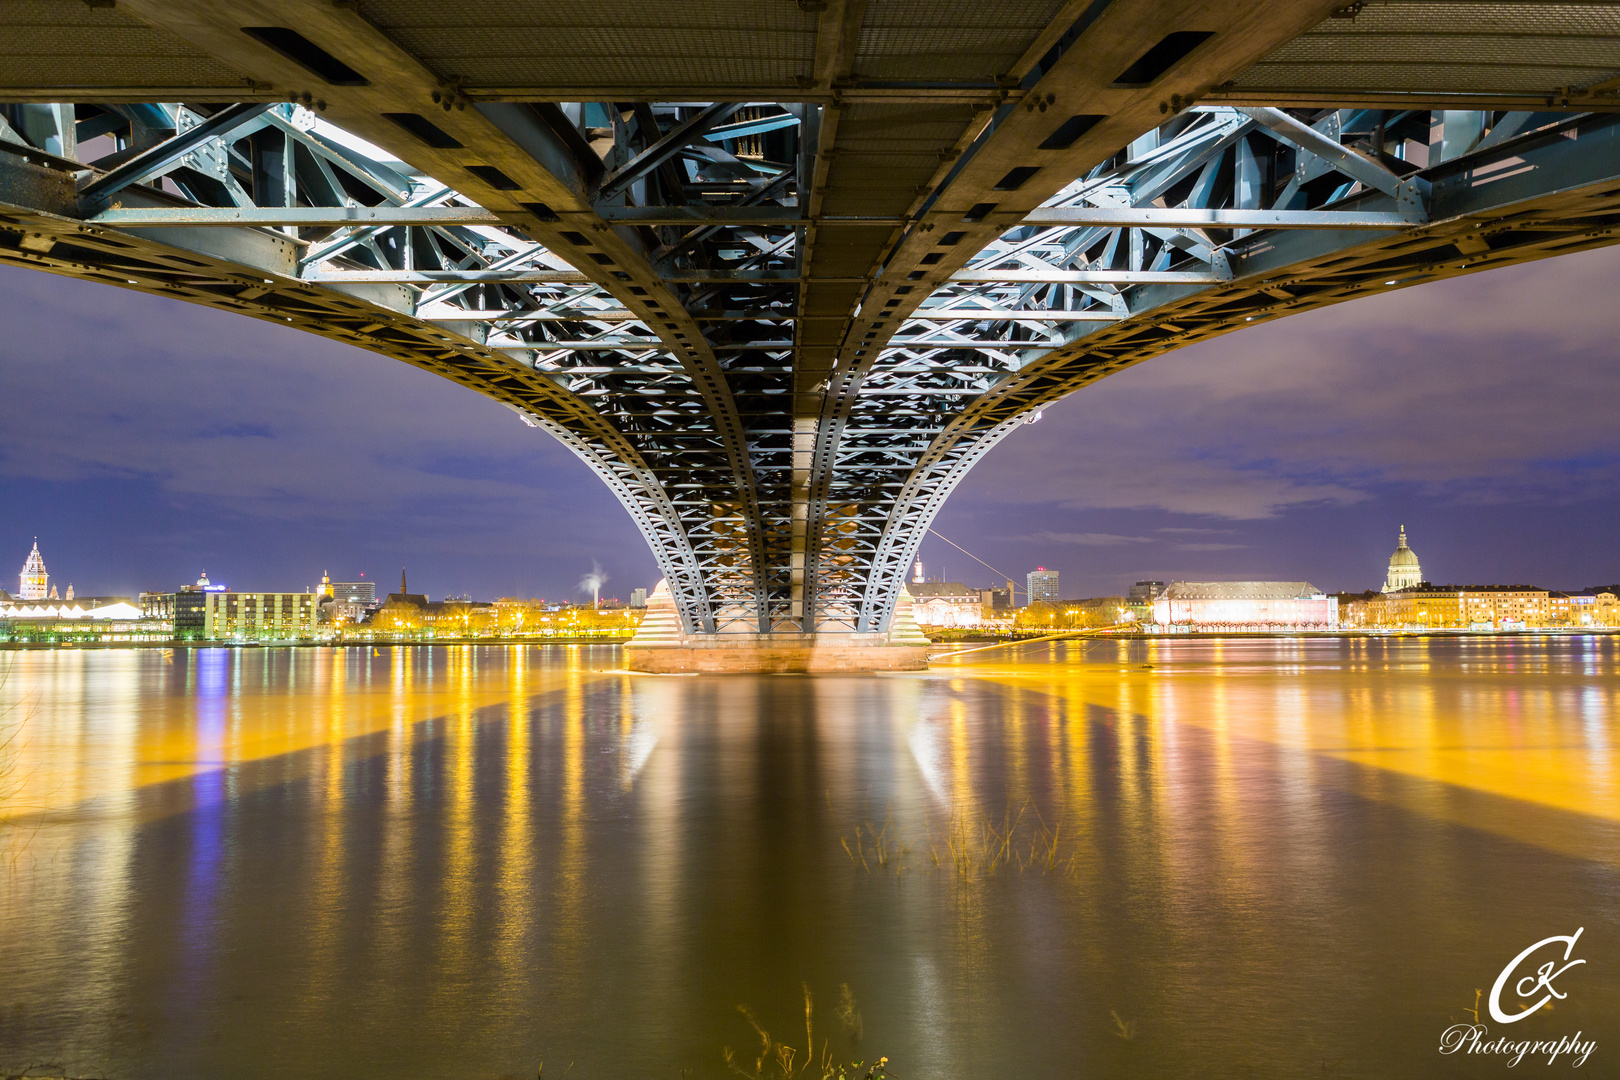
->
5, 1, 1620, 666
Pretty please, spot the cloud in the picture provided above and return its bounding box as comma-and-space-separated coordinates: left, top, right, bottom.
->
1024, 531, 1153, 546
1175, 542, 1249, 551
0, 266, 658, 598
960, 244, 1620, 519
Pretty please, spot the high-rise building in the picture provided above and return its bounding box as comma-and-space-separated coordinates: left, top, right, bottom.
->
1383, 525, 1423, 592
1128, 580, 1168, 603
18, 540, 47, 600
330, 580, 377, 606
170, 572, 227, 640
630, 588, 648, 608
1027, 567, 1059, 605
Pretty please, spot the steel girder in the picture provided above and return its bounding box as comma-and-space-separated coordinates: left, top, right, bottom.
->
6, 99, 1620, 636
844, 106, 1620, 631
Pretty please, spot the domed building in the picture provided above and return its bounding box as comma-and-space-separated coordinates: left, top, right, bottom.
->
1383, 526, 1423, 592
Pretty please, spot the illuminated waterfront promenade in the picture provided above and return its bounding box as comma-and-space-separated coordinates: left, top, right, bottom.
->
2, 639, 1616, 1077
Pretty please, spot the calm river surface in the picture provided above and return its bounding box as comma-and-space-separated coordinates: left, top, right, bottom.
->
1, 638, 1617, 1079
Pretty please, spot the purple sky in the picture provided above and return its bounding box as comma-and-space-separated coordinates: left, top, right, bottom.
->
3, 245, 1618, 602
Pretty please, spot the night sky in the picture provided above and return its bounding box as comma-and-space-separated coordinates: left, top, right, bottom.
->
3, 245, 1618, 604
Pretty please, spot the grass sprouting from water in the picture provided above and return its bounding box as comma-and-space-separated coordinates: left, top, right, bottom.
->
724, 984, 887, 1080
841, 801, 1076, 880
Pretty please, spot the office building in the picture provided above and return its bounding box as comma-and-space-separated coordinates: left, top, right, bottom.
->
1027, 568, 1060, 605
203, 590, 318, 639
330, 579, 377, 606
1128, 580, 1168, 602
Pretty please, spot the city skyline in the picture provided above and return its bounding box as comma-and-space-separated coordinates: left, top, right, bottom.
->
9, 514, 1607, 612
4, 243, 1618, 601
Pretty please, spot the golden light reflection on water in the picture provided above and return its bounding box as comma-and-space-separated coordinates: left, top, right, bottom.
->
955, 634, 1620, 862
0, 646, 619, 827
0, 638, 1616, 1080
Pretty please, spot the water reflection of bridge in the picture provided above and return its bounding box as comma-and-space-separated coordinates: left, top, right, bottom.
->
4, 2, 1620, 665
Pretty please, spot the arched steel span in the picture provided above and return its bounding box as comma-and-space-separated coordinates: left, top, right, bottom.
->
4, 1, 1620, 636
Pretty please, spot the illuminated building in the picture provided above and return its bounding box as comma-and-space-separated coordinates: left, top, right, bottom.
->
1128, 580, 1168, 602
203, 591, 318, 640
1018, 596, 1130, 630
0, 598, 142, 620
330, 579, 377, 605
0, 610, 170, 644
1027, 568, 1060, 605
1383, 525, 1423, 592
1366, 585, 1553, 630
18, 539, 47, 600
1154, 582, 1338, 630
1551, 591, 1620, 627
372, 590, 497, 636
144, 574, 318, 641
907, 581, 985, 628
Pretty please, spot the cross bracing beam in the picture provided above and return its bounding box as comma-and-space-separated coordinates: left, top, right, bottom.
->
1018, 207, 1425, 229
306, 270, 593, 284
79, 102, 275, 202
949, 270, 1226, 284
92, 205, 505, 227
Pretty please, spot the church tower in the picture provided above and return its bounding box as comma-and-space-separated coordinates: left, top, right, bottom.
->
1383, 525, 1423, 592
19, 540, 47, 600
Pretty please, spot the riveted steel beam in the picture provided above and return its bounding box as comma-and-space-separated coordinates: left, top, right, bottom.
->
79, 102, 273, 201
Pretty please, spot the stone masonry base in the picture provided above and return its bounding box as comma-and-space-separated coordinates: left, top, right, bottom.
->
623, 642, 931, 673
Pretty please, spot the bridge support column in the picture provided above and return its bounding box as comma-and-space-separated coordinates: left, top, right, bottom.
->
623, 580, 932, 673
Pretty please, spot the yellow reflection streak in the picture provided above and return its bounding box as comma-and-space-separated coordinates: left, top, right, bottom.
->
0, 646, 619, 827
553, 658, 588, 989
435, 647, 479, 992
966, 638, 1620, 860
497, 645, 534, 984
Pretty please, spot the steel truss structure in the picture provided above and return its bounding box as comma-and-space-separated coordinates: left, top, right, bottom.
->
5, 3, 1620, 637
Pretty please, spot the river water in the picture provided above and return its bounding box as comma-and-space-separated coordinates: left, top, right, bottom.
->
1, 638, 1616, 1079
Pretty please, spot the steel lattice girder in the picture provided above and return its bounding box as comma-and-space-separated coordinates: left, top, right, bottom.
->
6, 95, 1620, 635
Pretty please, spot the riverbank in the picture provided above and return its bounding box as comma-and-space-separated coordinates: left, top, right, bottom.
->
0, 636, 633, 651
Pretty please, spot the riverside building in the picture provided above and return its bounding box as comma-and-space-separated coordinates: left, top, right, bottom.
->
202, 590, 318, 640
1366, 585, 1553, 630
17, 540, 48, 599
1153, 582, 1338, 631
